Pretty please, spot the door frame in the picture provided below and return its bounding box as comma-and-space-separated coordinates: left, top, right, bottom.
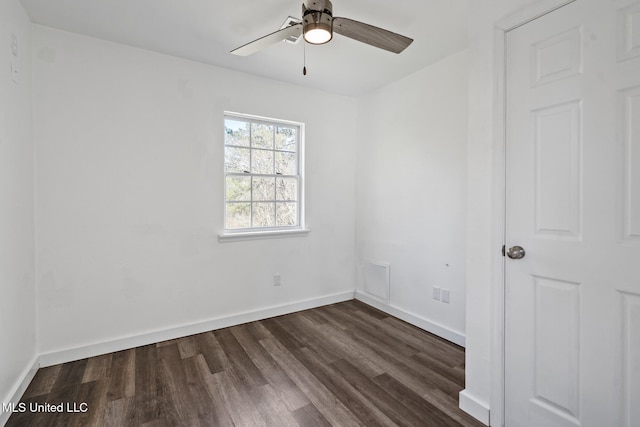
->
490, 1, 577, 426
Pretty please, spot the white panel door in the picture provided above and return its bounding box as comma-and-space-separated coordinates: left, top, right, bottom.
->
505, 1, 640, 426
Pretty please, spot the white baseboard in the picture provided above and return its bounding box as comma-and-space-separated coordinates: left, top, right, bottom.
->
1, 355, 39, 427
459, 389, 491, 426
354, 291, 466, 347
39, 291, 354, 368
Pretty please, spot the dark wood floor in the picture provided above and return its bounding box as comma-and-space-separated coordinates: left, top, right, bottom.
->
7, 300, 485, 426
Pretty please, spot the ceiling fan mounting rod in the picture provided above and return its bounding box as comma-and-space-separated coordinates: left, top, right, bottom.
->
303, 0, 333, 16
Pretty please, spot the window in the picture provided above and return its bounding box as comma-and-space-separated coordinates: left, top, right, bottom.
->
222, 113, 305, 238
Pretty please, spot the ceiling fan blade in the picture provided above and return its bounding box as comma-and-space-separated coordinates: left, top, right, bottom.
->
333, 17, 413, 53
231, 23, 303, 56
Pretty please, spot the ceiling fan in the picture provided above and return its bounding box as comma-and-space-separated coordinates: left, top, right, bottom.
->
230, 0, 414, 57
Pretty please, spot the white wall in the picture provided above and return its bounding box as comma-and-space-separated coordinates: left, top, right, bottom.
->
356, 51, 469, 345
0, 0, 36, 411
32, 26, 358, 356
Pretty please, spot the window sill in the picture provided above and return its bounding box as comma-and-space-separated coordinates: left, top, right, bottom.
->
218, 228, 311, 243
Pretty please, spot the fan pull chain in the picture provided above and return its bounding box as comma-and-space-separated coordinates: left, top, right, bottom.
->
303, 41, 307, 76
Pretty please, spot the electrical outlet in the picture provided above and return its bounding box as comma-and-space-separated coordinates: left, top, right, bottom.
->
441, 289, 450, 304
274, 274, 281, 286
433, 286, 441, 300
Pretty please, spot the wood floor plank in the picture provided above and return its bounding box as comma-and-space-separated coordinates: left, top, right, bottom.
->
22, 364, 62, 398
210, 370, 266, 427
155, 339, 178, 348
421, 388, 488, 427
193, 331, 229, 375
181, 354, 224, 426
106, 349, 135, 401
300, 307, 330, 326
42, 381, 95, 427
259, 337, 365, 427
308, 317, 437, 397
291, 403, 332, 427
330, 358, 433, 427
276, 313, 322, 341
82, 354, 112, 384
373, 372, 464, 427
245, 320, 274, 341
213, 328, 268, 392
293, 347, 396, 427
196, 360, 236, 427
412, 351, 466, 387
310, 316, 387, 378
230, 323, 311, 412
382, 314, 466, 366
249, 384, 300, 427
7, 301, 483, 427
83, 379, 109, 427
140, 418, 171, 427
336, 315, 465, 398
326, 304, 421, 358
104, 396, 136, 427
134, 344, 165, 425
349, 299, 391, 319
176, 336, 198, 360
260, 317, 306, 351
53, 358, 88, 391
154, 344, 200, 426
276, 314, 342, 366
311, 306, 350, 331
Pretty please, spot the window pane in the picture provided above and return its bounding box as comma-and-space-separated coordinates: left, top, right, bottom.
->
253, 202, 275, 227
252, 149, 274, 175
226, 203, 251, 229
224, 114, 302, 231
225, 119, 250, 147
253, 177, 275, 201
276, 126, 297, 151
276, 203, 298, 226
225, 147, 250, 173
252, 123, 274, 149
226, 176, 251, 201
276, 178, 297, 201
275, 151, 297, 175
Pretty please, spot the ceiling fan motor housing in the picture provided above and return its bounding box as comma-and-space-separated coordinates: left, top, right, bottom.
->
302, 0, 334, 44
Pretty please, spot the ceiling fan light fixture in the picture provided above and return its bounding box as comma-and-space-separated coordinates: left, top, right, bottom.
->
302, 2, 333, 45
304, 23, 332, 44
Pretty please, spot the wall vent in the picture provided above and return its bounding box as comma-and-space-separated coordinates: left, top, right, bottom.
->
361, 260, 390, 302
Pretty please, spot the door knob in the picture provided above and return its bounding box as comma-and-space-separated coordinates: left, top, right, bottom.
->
507, 246, 526, 259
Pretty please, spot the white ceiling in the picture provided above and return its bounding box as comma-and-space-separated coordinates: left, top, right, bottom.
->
19, 0, 469, 96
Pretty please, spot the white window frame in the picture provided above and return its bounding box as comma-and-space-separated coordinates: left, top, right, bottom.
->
219, 112, 309, 242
